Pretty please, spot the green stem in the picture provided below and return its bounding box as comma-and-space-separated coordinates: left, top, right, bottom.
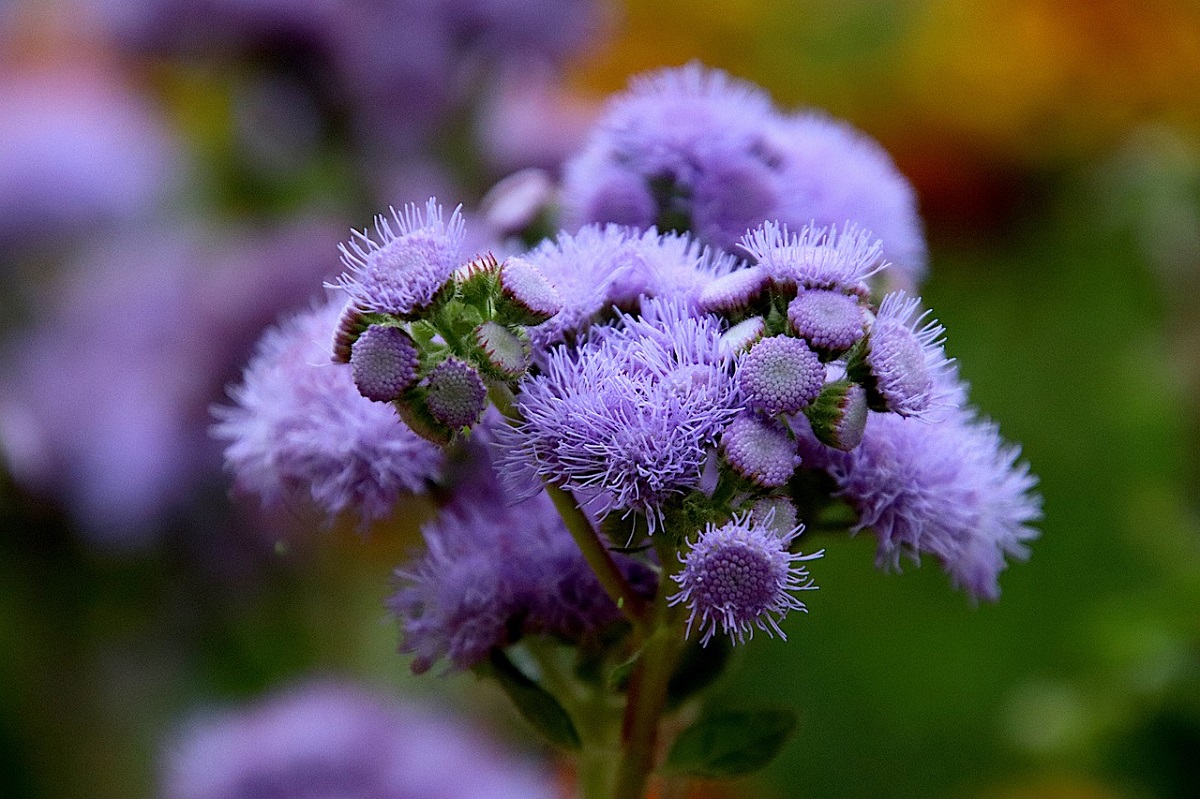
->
547, 484, 650, 630
488, 381, 650, 631
611, 535, 686, 799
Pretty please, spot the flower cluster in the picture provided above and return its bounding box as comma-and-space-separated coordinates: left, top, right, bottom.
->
216, 64, 1039, 693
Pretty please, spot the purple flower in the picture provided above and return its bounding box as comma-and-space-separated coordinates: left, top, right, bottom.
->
331, 199, 466, 318
391, 442, 653, 672
0, 68, 181, 251
162, 679, 553, 799
561, 63, 780, 250
854, 291, 953, 417
740, 220, 886, 295
795, 374, 1041, 600
213, 299, 443, 525
503, 300, 739, 523
765, 111, 927, 289
670, 512, 821, 645
0, 219, 344, 547
562, 63, 927, 281
523, 224, 733, 351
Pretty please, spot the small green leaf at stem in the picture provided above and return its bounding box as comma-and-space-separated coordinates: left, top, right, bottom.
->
663, 708, 798, 777
486, 649, 583, 751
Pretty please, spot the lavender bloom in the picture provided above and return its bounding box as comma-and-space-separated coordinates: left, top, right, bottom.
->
562, 63, 926, 282
0, 68, 181, 251
504, 300, 739, 523
214, 299, 443, 525
766, 111, 928, 288
331, 199, 466, 318
392, 455, 652, 673
523, 224, 734, 351
561, 63, 780, 250
162, 679, 553, 799
740, 220, 886, 296
795, 375, 1041, 600
0, 220, 344, 547
854, 291, 953, 417
670, 512, 821, 645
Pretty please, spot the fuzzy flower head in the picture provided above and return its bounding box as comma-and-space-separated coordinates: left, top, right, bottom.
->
793, 372, 1041, 600
213, 300, 442, 525
162, 679, 553, 799
523, 224, 733, 352
331, 199, 466, 318
854, 291, 953, 417
740, 221, 886, 296
671, 512, 821, 645
562, 64, 781, 250
392, 449, 655, 674
503, 300, 739, 524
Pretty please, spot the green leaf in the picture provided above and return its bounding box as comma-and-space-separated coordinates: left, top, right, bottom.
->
666, 636, 732, 709
487, 650, 582, 751
664, 708, 798, 777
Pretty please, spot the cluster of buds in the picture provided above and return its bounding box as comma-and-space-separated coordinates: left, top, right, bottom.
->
333, 253, 562, 443
699, 222, 949, 471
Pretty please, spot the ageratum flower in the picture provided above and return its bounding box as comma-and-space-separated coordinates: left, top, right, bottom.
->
213, 299, 442, 525
766, 111, 928, 288
671, 512, 822, 645
391, 448, 654, 673
330, 199, 465, 318
523, 224, 734, 351
795, 373, 1041, 600
856, 291, 954, 417
562, 63, 927, 283
561, 63, 779, 250
740, 220, 886, 296
162, 679, 553, 799
503, 299, 739, 524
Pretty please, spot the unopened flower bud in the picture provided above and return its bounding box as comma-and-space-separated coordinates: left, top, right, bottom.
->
721, 414, 801, 488
698, 266, 769, 315
803, 380, 868, 451
497, 256, 562, 325
331, 302, 370, 364
787, 289, 865, 356
425, 357, 487, 430
474, 321, 529, 379
739, 335, 824, 415
719, 316, 766, 357
350, 324, 419, 402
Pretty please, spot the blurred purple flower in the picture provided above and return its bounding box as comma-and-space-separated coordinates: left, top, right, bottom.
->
0, 68, 182, 252
162, 678, 554, 799
561, 64, 927, 286
0, 219, 346, 548
795, 373, 1041, 600
214, 298, 443, 526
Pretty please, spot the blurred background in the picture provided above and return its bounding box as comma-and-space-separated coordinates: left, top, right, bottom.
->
1, 0, 1198, 797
